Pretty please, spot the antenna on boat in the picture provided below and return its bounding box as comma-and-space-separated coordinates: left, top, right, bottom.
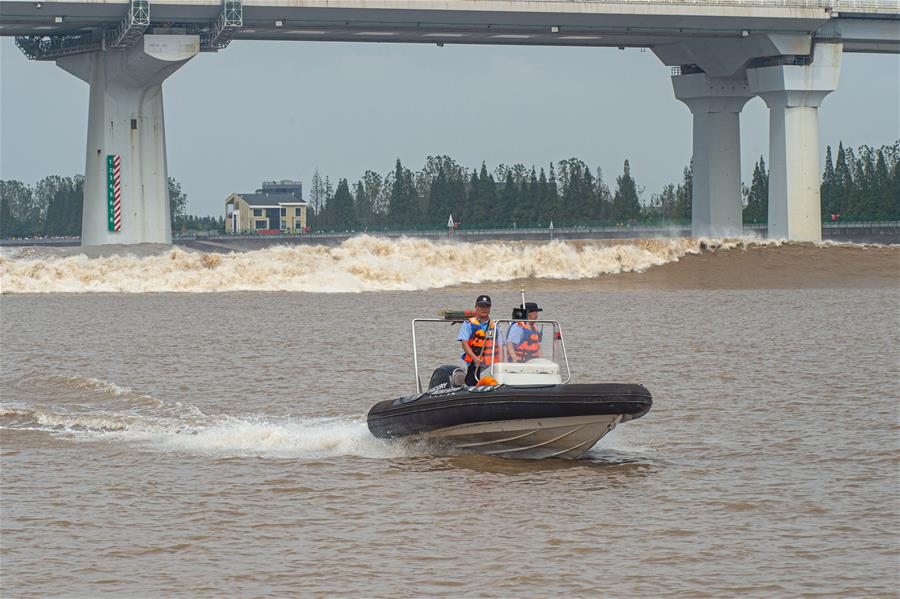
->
511, 286, 528, 320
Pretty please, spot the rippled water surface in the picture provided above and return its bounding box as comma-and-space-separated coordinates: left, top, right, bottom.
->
2, 240, 898, 597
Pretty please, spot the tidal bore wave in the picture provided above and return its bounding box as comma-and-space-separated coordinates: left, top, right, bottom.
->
0, 235, 772, 294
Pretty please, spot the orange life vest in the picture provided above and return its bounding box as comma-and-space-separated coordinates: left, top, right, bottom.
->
514, 322, 542, 361
463, 317, 498, 365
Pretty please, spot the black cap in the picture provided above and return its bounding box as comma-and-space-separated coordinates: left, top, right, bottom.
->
475, 295, 492, 306
522, 302, 542, 312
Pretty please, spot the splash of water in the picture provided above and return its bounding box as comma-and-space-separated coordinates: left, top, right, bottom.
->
142, 416, 435, 459
0, 372, 438, 459
0, 402, 438, 459
0, 236, 774, 294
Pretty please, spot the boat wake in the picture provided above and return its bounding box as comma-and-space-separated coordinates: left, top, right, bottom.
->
0, 235, 775, 294
0, 403, 444, 460
2, 374, 654, 461
0, 374, 442, 459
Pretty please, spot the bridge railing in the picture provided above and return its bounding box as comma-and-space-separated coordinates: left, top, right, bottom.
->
544, 0, 899, 13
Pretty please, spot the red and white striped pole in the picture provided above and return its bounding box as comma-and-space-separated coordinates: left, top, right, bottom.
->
112, 155, 122, 232
106, 154, 122, 233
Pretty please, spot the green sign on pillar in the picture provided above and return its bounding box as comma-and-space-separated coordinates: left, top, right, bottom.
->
106, 155, 121, 232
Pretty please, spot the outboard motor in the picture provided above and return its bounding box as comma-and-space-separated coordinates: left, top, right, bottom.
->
428, 365, 465, 390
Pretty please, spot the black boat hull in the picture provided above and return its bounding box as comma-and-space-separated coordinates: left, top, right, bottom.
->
367, 383, 652, 458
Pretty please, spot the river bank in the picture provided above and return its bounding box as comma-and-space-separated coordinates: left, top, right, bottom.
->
2, 221, 898, 251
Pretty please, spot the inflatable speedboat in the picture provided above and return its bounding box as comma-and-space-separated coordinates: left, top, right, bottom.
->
367, 309, 652, 459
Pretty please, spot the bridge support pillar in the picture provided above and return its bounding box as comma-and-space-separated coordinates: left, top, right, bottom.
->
748, 43, 842, 241
57, 35, 199, 246
672, 72, 753, 238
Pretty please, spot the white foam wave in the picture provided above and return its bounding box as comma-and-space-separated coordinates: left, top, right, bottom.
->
0, 235, 774, 294
591, 427, 655, 455
139, 416, 435, 459
0, 401, 435, 459
0, 403, 202, 434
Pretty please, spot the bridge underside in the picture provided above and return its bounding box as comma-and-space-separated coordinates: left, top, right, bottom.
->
1, 0, 885, 55
1, 1, 898, 244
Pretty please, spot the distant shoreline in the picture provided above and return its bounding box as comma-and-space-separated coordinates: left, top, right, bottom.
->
2, 221, 898, 251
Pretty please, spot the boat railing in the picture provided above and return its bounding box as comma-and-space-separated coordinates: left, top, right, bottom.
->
489, 320, 571, 385
411, 317, 571, 393
411, 318, 454, 393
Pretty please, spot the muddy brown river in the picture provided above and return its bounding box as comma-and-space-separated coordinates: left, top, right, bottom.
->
1, 238, 898, 597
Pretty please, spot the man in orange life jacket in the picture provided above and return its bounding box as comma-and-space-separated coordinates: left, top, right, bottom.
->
458, 295, 501, 386
506, 302, 543, 362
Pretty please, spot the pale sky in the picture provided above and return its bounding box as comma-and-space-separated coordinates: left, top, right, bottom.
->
2, 38, 898, 216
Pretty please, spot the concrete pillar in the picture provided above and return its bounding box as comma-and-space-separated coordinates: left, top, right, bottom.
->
57, 35, 199, 245
748, 43, 842, 241
672, 72, 753, 238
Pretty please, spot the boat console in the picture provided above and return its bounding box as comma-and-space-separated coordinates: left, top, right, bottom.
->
490, 358, 562, 386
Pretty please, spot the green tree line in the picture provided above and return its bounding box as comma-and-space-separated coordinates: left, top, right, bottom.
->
2, 140, 897, 238
309, 140, 898, 232
742, 141, 900, 223
0, 175, 84, 238
310, 156, 688, 231
0, 177, 222, 238
821, 142, 900, 220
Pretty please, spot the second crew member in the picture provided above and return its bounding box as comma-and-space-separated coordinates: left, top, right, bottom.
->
506, 302, 543, 362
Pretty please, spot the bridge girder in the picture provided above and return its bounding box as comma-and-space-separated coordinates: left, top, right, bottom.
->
6, 0, 899, 60
6, 0, 897, 62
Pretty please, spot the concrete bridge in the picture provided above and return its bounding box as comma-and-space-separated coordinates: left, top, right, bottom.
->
2, 0, 899, 245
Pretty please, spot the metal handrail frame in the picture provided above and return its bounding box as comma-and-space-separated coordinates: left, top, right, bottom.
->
204, 0, 243, 50
411, 317, 570, 393
490, 319, 572, 385
106, 0, 150, 49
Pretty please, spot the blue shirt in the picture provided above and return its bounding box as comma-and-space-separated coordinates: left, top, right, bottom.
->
506, 322, 529, 346
458, 319, 504, 362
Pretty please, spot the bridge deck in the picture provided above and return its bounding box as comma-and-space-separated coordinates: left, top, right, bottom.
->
2, 0, 897, 50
